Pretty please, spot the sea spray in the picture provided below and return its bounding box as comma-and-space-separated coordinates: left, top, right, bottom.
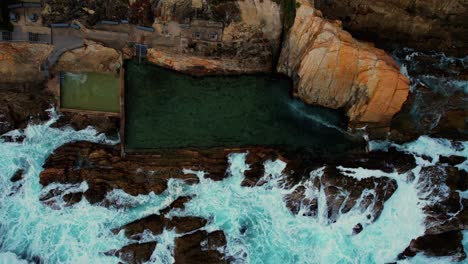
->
0, 110, 467, 263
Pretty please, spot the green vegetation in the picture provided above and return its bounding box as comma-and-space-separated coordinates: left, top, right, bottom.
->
60, 72, 120, 113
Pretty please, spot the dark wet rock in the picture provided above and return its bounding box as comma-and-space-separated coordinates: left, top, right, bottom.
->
174, 230, 227, 264
52, 112, 120, 137
418, 166, 461, 232
115, 214, 226, 263
401, 231, 466, 261
160, 196, 193, 215
352, 223, 363, 235
117, 211, 208, 239
0, 90, 52, 135
114, 241, 157, 264
285, 166, 398, 224
439, 156, 467, 167
285, 185, 318, 217
62, 192, 83, 205
325, 167, 397, 223
39, 188, 66, 203
332, 147, 416, 174
167, 217, 208, 234
391, 87, 467, 143
119, 214, 166, 240
243, 149, 283, 182
413, 164, 468, 262
10, 169, 24, 182
314, 0, 468, 55
40, 142, 294, 205
421, 155, 433, 163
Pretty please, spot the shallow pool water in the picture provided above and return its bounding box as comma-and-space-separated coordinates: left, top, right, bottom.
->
60, 72, 120, 113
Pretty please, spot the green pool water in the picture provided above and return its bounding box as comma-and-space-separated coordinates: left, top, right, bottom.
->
125, 61, 360, 151
60, 72, 120, 113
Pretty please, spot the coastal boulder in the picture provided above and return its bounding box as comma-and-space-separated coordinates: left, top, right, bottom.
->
278, 1, 410, 130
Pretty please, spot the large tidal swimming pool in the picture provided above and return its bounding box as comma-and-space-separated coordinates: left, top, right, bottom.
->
124, 61, 360, 152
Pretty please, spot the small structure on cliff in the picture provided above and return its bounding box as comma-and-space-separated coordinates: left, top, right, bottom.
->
179, 19, 223, 53
0, 1, 51, 43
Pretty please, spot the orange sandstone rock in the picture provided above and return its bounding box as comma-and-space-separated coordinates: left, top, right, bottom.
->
0, 43, 52, 83
278, 1, 410, 128
52, 41, 122, 74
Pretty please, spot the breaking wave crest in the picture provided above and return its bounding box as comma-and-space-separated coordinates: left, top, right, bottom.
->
0, 110, 467, 263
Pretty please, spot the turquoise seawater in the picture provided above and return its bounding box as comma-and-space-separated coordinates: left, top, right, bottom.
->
0, 109, 467, 263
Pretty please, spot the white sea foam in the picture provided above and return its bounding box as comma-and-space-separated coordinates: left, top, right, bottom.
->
0, 110, 467, 263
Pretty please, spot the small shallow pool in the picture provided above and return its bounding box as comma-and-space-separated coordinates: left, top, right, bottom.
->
60, 72, 120, 113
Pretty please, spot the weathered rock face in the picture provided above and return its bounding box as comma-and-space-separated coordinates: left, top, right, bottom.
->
399, 163, 468, 261
52, 41, 122, 74
314, 0, 468, 56
144, 0, 283, 75
391, 86, 467, 142
390, 50, 468, 142
0, 43, 52, 83
145, 48, 271, 75
154, 0, 193, 23
37, 139, 468, 262
278, 1, 410, 129
0, 90, 52, 135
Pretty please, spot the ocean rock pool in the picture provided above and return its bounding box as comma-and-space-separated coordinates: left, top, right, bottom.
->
124, 61, 361, 152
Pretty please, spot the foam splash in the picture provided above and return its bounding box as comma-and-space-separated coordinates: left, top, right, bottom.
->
287, 100, 348, 134
0, 111, 467, 263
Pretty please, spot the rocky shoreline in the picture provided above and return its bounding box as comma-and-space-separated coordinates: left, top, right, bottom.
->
0, 0, 467, 263
27, 138, 466, 263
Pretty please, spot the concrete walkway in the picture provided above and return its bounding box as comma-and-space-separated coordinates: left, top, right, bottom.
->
42, 28, 84, 77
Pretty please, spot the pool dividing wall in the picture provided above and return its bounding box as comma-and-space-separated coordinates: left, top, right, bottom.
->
124, 61, 359, 152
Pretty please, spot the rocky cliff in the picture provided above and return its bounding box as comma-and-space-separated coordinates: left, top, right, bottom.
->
278, 1, 410, 129
314, 0, 468, 56
52, 41, 122, 74
0, 43, 52, 83
145, 0, 284, 75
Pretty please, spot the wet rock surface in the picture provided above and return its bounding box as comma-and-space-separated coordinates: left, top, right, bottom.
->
0, 43, 53, 83
314, 0, 468, 56
113, 241, 157, 264
0, 90, 52, 136
52, 112, 120, 137
401, 231, 466, 261
38, 138, 468, 262
390, 50, 467, 142
110, 187, 224, 263
284, 166, 398, 223
391, 86, 467, 142
395, 161, 468, 261
0, 87, 120, 139
278, 0, 410, 130
174, 230, 227, 264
